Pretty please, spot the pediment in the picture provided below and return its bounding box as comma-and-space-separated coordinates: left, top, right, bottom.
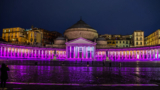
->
66, 37, 96, 45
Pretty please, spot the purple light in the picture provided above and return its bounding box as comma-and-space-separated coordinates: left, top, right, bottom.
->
1, 41, 160, 61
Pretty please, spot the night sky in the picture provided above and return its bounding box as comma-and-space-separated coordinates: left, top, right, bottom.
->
1, 0, 160, 37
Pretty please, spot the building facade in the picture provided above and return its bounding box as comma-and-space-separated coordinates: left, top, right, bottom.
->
2, 27, 26, 44
0, 19, 160, 61
0, 40, 160, 61
2, 27, 62, 46
116, 39, 130, 47
132, 31, 144, 47
27, 30, 43, 46
145, 29, 160, 46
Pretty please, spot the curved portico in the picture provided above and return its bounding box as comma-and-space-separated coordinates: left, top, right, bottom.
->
0, 41, 160, 61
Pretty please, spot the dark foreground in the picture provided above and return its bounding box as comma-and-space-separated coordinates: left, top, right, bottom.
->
2, 84, 160, 90
0, 59, 160, 90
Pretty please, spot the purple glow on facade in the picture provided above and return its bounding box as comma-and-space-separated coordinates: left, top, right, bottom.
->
1, 38, 160, 61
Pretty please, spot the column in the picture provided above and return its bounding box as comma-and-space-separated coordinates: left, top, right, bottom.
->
42, 50, 43, 59
63, 51, 64, 59
150, 50, 151, 60
21, 49, 23, 58
136, 51, 137, 59
28, 49, 30, 58
74, 46, 75, 59
122, 51, 123, 60
132, 51, 134, 60
129, 51, 130, 60
154, 49, 155, 59
14, 48, 15, 58
94, 46, 96, 60
46, 50, 47, 59
70, 46, 71, 58
90, 46, 92, 59
10, 48, 12, 57
38, 50, 40, 58
125, 51, 127, 60
146, 50, 148, 60
4, 47, 5, 57
115, 51, 116, 60
78, 46, 79, 59
44, 50, 46, 59
108, 51, 109, 60
140, 51, 141, 60
143, 51, 144, 60
51, 50, 53, 59
18, 49, 19, 58
1, 47, 2, 56
100, 51, 102, 60
34, 50, 36, 58
82, 46, 83, 59
24, 49, 26, 58
157, 49, 159, 59
7, 47, 9, 57
86, 46, 88, 59
118, 51, 120, 60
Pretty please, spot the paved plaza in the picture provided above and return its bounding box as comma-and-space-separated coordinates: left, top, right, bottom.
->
0, 59, 160, 89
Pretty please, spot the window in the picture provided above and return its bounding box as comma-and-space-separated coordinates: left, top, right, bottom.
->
140, 42, 142, 45
136, 42, 138, 45
30, 38, 33, 42
116, 41, 118, 43
126, 45, 128, 47
126, 41, 128, 44
116, 45, 118, 47
120, 41, 121, 43
136, 38, 138, 40
9, 29, 10, 32
140, 38, 142, 40
123, 41, 124, 43
113, 42, 115, 44
4, 30, 6, 33
27, 32, 28, 34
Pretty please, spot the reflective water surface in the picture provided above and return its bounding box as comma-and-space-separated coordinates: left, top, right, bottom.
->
0, 60, 160, 84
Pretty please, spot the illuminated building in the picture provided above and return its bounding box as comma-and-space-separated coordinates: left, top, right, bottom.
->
0, 19, 160, 61
116, 39, 130, 47
30, 27, 62, 46
2, 27, 26, 44
0, 40, 160, 61
2, 27, 62, 46
145, 29, 160, 46
26, 30, 43, 46
132, 30, 144, 47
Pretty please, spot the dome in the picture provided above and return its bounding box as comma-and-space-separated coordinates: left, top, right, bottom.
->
56, 36, 65, 40
67, 19, 94, 29
64, 19, 98, 40
96, 37, 106, 41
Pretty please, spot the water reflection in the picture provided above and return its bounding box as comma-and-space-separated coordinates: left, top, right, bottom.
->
0, 65, 158, 84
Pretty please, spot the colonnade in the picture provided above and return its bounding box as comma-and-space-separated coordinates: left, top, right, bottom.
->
66, 46, 95, 60
96, 49, 160, 61
0, 46, 66, 59
1, 43, 160, 61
